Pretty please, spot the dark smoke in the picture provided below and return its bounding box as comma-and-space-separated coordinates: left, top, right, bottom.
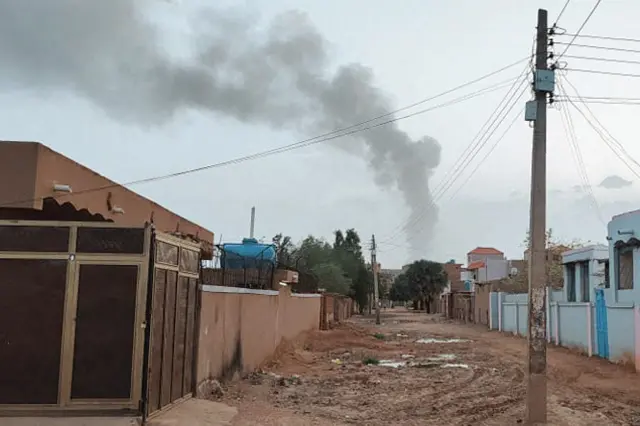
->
0, 0, 441, 256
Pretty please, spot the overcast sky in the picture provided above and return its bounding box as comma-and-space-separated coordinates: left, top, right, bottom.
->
2, 0, 640, 267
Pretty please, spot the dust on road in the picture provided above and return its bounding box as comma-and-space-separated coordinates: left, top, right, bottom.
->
219, 309, 640, 425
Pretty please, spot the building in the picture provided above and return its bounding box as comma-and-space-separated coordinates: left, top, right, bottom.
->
464, 247, 510, 284
441, 260, 464, 292
606, 209, 640, 304
0, 141, 213, 253
562, 244, 608, 303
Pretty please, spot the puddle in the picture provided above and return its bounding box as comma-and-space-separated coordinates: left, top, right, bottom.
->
379, 360, 406, 368
377, 354, 469, 370
426, 354, 457, 362
401, 354, 415, 359
416, 338, 470, 344
442, 363, 470, 369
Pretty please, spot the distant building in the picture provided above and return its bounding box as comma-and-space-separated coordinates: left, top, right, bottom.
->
464, 247, 510, 284
441, 260, 464, 293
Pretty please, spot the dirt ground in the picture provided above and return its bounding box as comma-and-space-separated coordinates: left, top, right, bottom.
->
217, 308, 640, 425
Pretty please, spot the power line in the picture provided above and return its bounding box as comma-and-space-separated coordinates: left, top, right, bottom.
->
563, 76, 640, 172
375, 70, 529, 244
562, 54, 640, 66
380, 75, 530, 245
446, 105, 525, 204
556, 80, 604, 224
555, 42, 640, 55
556, 0, 603, 59
0, 73, 525, 208
561, 33, 640, 44
562, 78, 640, 180
565, 68, 640, 78
554, 0, 571, 26
557, 98, 640, 105
433, 79, 528, 205
378, 71, 530, 245
559, 95, 640, 102
432, 67, 530, 204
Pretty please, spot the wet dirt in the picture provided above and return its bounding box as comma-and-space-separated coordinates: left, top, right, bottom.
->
220, 309, 640, 425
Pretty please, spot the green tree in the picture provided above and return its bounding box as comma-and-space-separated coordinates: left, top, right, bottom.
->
519, 228, 589, 289
272, 233, 294, 265
311, 262, 351, 294
333, 229, 369, 311
389, 274, 411, 302
403, 260, 447, 313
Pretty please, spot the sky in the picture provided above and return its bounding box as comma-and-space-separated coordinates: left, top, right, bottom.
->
2, 0, 640, 268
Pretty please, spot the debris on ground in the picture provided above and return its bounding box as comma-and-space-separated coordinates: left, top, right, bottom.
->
416, 337, 470, 344
221, 311, 640, 426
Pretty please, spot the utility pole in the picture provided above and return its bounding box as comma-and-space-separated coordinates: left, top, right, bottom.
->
371, 235, 381, 325
526, 8, 549, 424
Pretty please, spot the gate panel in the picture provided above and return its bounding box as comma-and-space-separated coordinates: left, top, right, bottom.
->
145, 234, 201, 419
0, 221, 151, 415
146, 268, 167, 414
595, 289, 610, 359
171, 276, 189, 401
0, 259, 67, 404
160, 270, 177, 408
71, 264, 139, 400
182, 277, 198, 394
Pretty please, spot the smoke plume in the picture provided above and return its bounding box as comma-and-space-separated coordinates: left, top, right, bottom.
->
0, 0, 441, 256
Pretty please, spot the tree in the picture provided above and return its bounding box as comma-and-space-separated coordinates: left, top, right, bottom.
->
389, 274, 411, 302
270, 229, 370, 304
272, 233, 294, 265
520, 228, 589, 288
311, 263, 350, 295
333, 229, 369, 311
402, 260, 447, 313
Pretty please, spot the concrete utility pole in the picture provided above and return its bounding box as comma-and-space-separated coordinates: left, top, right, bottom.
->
371, 234, 381, 325
526, 8, 549, 424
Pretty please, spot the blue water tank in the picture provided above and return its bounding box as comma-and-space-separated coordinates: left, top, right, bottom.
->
221, 238, 277, 269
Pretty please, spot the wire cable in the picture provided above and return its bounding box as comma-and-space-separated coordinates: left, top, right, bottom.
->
556, 80, 604, 224
562, 79, 640, 179
560, 33, 640, 44
565, 68, 640, 78
432, 66, 530, 205
377, 71, 530, 244
374, 68, 531, 244
406, 87, 527, 242
555, 0, 572, 26
562, 54, 640, 66
556, 0, 603, 59
0, 73, 525, 208
557, 98, 640, 105
446, 105, 525, 204
379, 75, 530, 245
555, 42, 640, 55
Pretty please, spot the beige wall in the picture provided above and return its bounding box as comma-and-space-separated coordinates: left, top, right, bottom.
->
0, 141, 213, 245
196, 286, 320, 385
474, 284, 492, 325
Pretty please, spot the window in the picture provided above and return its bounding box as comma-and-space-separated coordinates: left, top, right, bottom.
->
618, 248, 634, 290
604, 261, 610, 288
566, 263, 576, 302
580, 262, 590, 302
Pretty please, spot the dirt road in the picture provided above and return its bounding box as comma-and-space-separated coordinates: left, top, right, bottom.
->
219, 309, 640, 425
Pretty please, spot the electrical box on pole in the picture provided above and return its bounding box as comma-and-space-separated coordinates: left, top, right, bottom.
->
525, 101, 537, 122
534, 69, 555, 93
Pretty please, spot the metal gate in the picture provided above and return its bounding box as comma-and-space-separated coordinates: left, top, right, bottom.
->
0, 221, 151, 415
595, 288, 610, 358
144, 232, 200, 419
